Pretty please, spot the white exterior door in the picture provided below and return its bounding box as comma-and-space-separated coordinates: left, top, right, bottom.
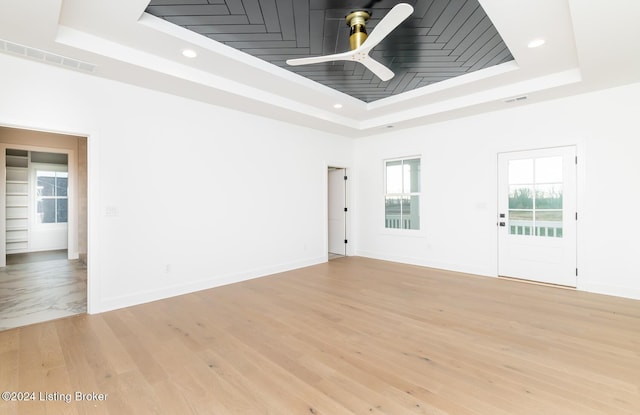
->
498, 146, 577, 286
328, 168, 346, 256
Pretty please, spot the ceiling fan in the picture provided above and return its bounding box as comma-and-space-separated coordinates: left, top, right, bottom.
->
286, 3, 414, 82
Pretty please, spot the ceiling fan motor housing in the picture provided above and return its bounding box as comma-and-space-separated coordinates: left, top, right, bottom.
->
346, 11, 371, 50
286, 4, 414, 82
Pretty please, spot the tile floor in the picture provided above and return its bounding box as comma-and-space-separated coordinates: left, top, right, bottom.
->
0, 250, 86, 331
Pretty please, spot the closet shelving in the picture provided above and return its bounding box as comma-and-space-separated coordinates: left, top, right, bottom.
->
6, 149, 29, 253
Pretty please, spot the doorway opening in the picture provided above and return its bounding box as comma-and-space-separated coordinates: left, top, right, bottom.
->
0, 127, 88, 331
328, 167, 348, 260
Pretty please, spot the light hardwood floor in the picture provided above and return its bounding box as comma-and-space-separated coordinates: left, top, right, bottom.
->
1, 256, 639, 414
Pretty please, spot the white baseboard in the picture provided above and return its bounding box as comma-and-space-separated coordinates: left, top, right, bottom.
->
358, 250, 640, 302
95, 255, 327, 313
355, 250, 496, 278
581, 282, 640, 301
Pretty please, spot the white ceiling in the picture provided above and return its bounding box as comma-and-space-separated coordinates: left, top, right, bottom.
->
1, 0, 639, 138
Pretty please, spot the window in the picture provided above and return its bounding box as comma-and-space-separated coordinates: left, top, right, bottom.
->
36, 170, 68, 224
385, 157, 420, 230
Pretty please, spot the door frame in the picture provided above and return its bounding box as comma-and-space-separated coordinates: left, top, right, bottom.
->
328, 167, 347, 256
325, 164, 352, 259
497, 145, 580, 287
0, 143, 80, 266
0, 123, 94, 314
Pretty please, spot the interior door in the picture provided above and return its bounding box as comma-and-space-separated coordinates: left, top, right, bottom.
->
498, 146, 577, 286
328, 168, 346, 256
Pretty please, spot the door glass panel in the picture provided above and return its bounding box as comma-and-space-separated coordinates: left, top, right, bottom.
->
535, 156, 563, 183
535, 210, 562, 237
535, 210, 562, 221
509, 186, 533, 209
508, 159, 533, 184
508, 156, 564, 238
535, 184, 563, 209
509, 210, 533, 235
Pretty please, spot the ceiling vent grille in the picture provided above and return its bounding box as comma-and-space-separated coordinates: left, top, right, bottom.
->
0, 38, 97, 73
504, 95, 528, 103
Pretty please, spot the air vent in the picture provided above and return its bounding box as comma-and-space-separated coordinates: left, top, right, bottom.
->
504, 95, 528, 103
0, 39, 97, 73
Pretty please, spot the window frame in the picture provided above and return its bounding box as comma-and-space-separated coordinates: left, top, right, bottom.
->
383, 156, 422, 232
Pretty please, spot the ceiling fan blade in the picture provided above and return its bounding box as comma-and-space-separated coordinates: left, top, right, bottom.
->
286, 50, 355, 66
360, 56, 394, 81
361, 3, 413, 51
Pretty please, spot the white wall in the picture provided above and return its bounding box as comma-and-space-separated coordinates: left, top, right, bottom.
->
355, 82, 640, 300
3, 51, 639, 311
0, 53, 354, 313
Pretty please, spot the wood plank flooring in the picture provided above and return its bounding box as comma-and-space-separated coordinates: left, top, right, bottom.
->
1, 256, 639, 414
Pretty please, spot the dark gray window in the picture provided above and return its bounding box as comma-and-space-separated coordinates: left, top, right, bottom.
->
36, 171, 68, 224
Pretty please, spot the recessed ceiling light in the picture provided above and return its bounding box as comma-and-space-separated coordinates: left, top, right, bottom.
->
182, 49, 198, 58
527, 38, 545, 48
333, 103, 343, 109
